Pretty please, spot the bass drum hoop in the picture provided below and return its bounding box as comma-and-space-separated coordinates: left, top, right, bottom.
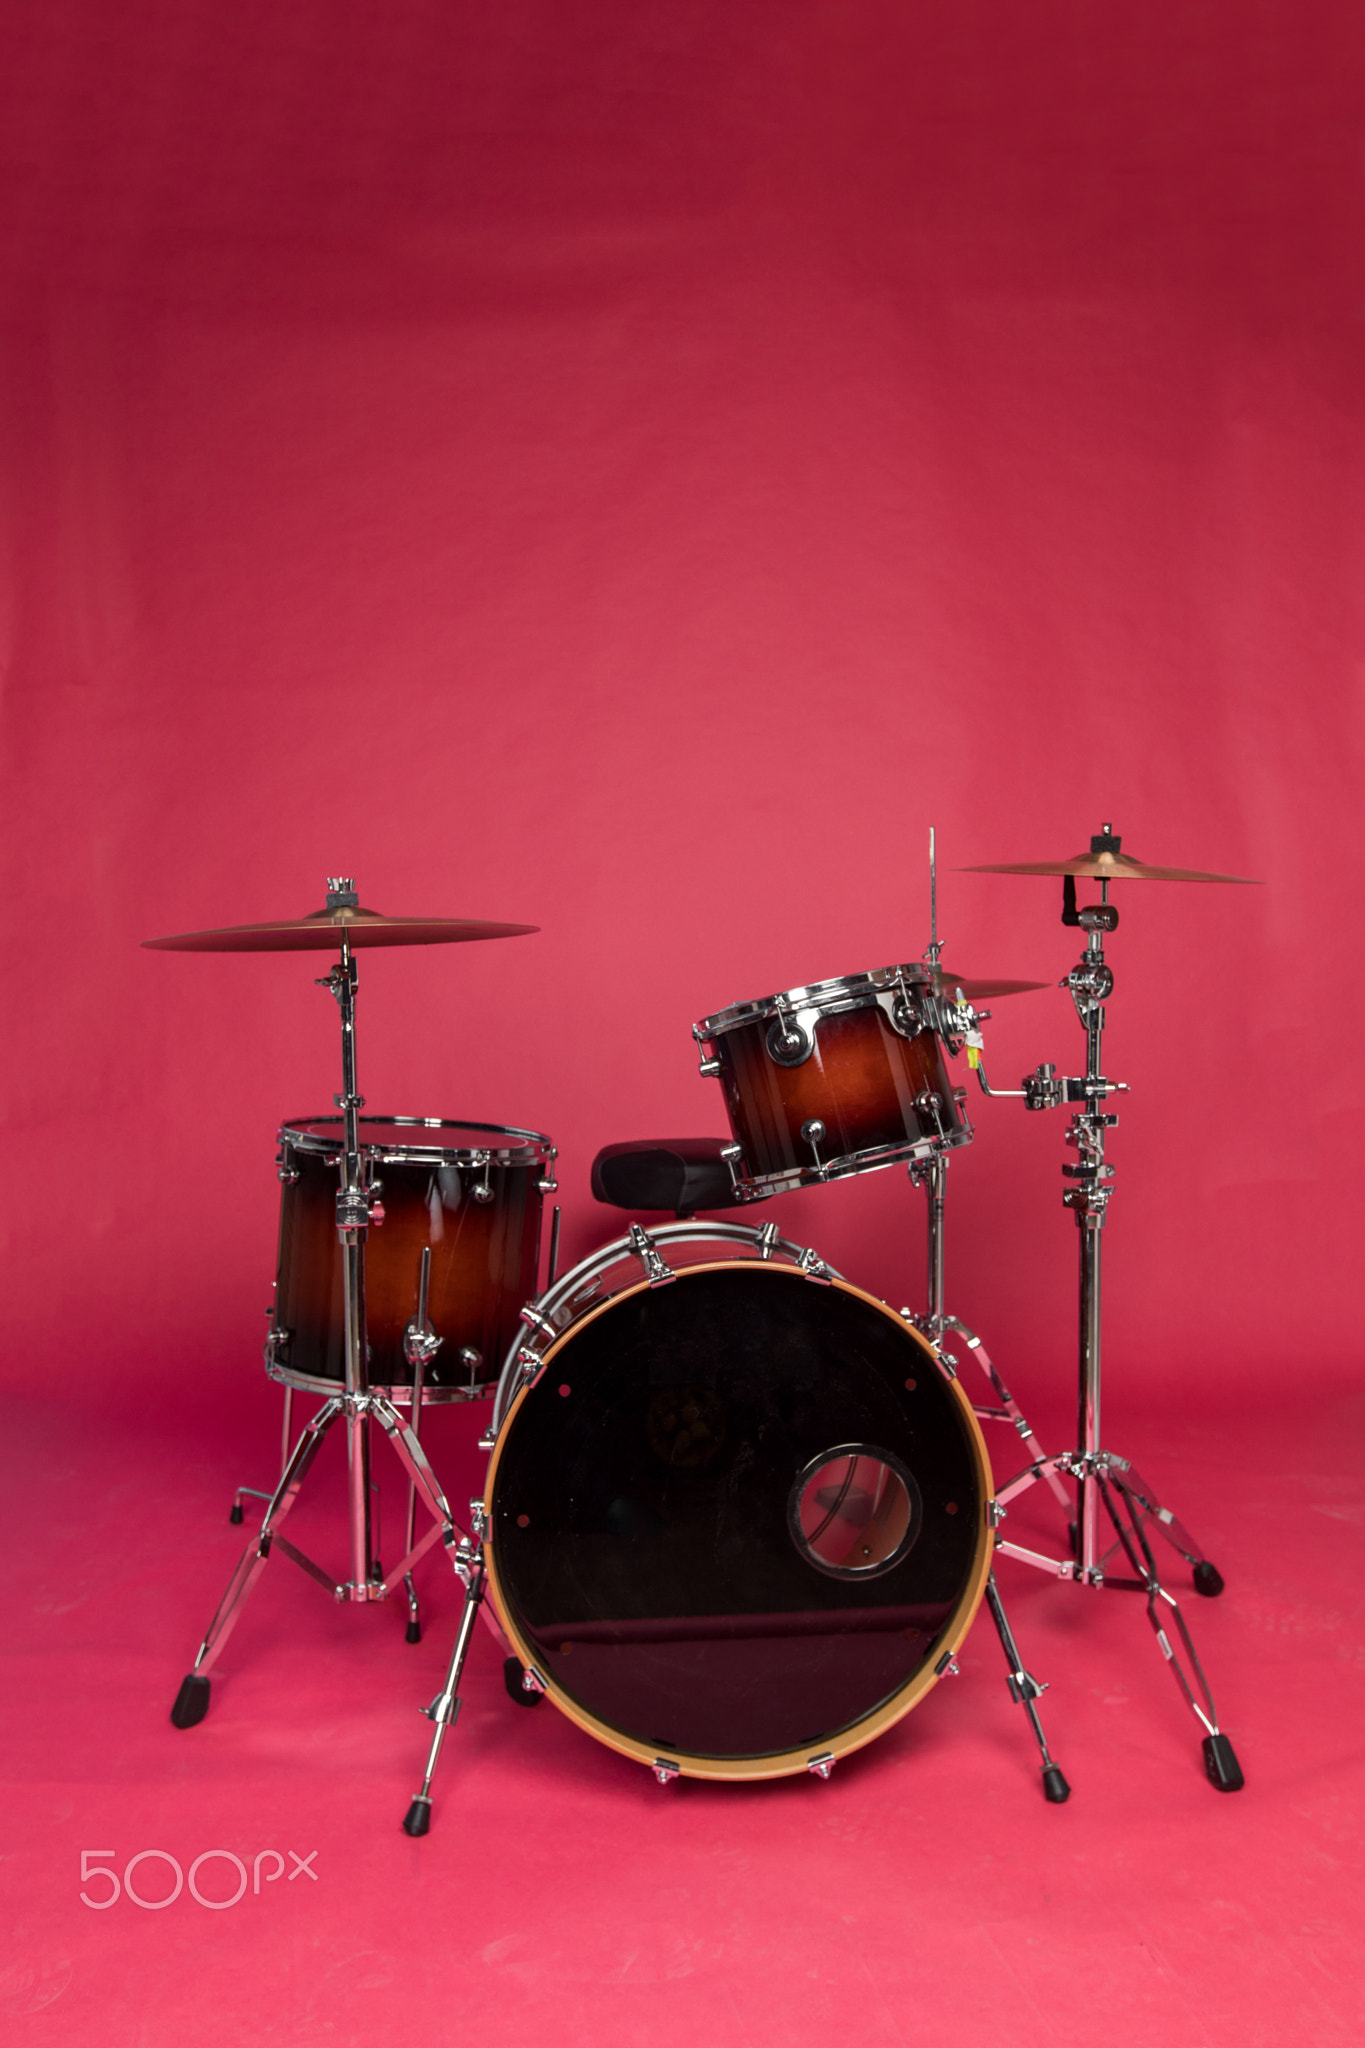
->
482, 1258, 994, 1782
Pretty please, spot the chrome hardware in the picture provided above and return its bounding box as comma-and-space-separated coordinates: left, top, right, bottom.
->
335, 1188, 370, 1232
766, 1010, 814, 1066
537, 1175, 559, 1194
513, 1345, 542, 1391
458, 1346, 483, 1389
757, 1221, 780, 1260
797, 1245, 832, 1284
276, 1149, 300, 1185
800, 1118, 826, 1174
628, 1222, 676, 1287
263, 1327, 292, 1369
652, 1757, 681, 1784
469, 1150, 495, 1204
808, 1752, 835, 1779
697, 1053, 722, 1078
521, 1664, 547, 1696
915, 1092, 947, 1141
469, 1499, 489, 1541
325, 877, 359, 909
519, 1304, 556, 1341
934, 1652, 960, 1677
402, 1247, 444, 1371
720, 1142, 746, 1198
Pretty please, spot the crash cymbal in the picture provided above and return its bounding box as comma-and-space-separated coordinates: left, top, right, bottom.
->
927, 968, 1050, 1000
960, 835, 1259, 885
143, 898, 539, 952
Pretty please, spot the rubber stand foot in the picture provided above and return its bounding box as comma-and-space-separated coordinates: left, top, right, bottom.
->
1202, 1732, 1244, 1792
1193, 1559, 1225, 1598
405, 1620, 422, 1645
228, 1503, 244, 1525
504, 1656, 542, 1706
1042, 1763, 1071, 1804
402, 1797, 432, 1837
170, 1674, 211, 1729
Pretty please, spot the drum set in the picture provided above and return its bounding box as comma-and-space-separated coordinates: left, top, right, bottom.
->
147, 827, 1256, 1832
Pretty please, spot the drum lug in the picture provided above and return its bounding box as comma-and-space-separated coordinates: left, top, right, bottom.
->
519, 1304, 557, 1341
800, 1119, 828, 1177
766, 1005, 815, 1067
934, 1651, 961, 1677
807, 1752, 835, 1779
651, 1757, 681, 1785
628, 1223, 676, 1288
757, 1221, 780, 1260
720, 1143, 746, 1198
470, 1150, 495, 1205
263, 1327, 292, 1369
797, 1246, 833, 1285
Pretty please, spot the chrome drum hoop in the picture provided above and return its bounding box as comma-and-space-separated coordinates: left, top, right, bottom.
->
490, 1221, 839, 1437
693, 963, 939, 1044
728, 1123, 975, 1202
278, 1113, 555, 1170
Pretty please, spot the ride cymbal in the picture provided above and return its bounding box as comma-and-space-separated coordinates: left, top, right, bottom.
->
143, 895, 539, 952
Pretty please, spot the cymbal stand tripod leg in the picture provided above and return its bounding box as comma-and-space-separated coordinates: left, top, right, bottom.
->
170, 1395, 343, 1726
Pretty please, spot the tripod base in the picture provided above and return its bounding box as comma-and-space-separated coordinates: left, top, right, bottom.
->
996, 1448, 1242, 1791
172, 1391, 461, 1729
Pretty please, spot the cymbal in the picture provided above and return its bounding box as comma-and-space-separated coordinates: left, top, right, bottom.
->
143, 902, 539, 952
960, 848, 1260, 885
927, 968, 1049, 1000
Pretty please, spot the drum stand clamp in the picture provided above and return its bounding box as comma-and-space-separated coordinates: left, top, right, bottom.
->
971, 870, 1244, 1794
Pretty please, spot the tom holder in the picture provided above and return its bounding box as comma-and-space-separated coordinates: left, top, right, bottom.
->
971, 838, 1243, 1792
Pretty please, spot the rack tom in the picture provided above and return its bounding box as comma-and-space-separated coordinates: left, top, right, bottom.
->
693, 965, 972, 1200
267, 1117, 556, 1401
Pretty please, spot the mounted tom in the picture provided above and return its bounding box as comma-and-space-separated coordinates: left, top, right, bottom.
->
693, 965, 974, 1202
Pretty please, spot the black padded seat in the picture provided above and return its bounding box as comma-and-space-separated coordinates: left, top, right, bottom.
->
590, 1138, 743, 1216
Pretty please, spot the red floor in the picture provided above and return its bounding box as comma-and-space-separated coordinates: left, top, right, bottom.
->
4, 1367, 1362, 2047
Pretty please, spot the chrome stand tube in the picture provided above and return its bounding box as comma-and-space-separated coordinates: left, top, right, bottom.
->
984, 835, 1242, 1789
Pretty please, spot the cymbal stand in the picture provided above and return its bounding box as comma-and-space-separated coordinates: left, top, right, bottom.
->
170, 888, 467, 1744
973, 841, 1243, 1791
910, 832, 1070, 1801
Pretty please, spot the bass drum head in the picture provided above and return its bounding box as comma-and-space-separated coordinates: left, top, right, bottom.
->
485, 1262, 992, 1779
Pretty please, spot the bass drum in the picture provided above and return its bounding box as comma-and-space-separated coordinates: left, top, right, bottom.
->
485, 1225, 992, 1781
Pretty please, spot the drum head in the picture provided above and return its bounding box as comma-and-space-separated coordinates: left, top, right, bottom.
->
485, 1263, 991, 1779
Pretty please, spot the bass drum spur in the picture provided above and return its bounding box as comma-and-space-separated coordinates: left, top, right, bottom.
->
484, 1225, 992, 1781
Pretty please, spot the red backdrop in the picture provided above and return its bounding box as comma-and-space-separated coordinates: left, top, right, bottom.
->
3, 0, 1361, 1413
